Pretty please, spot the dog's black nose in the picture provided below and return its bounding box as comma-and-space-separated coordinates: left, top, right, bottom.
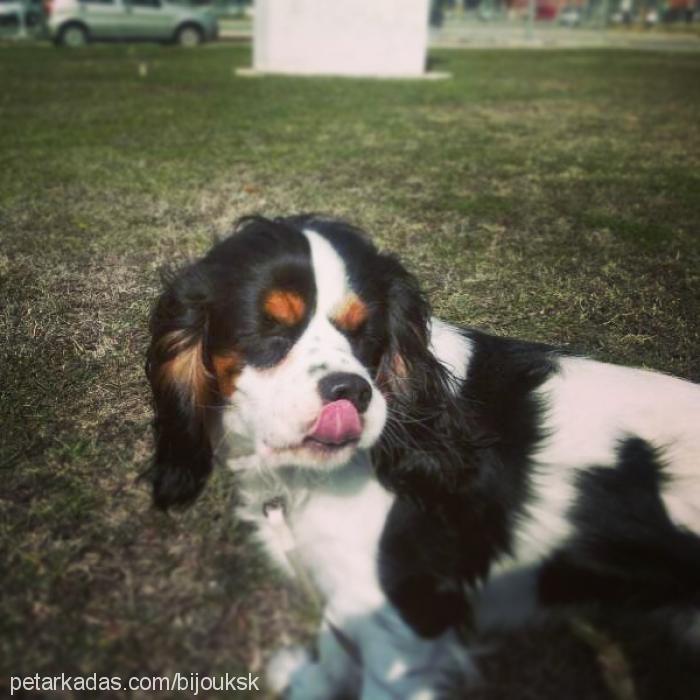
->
318, 373, 372, 413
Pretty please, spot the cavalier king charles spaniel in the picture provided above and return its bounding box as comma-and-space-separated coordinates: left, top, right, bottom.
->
146, 215, 699, 699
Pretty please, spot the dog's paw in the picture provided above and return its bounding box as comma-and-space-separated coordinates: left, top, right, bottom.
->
266, 646, 311, 696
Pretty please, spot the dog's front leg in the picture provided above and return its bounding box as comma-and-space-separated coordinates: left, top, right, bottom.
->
356, 606, 479, 700
266, 613, 361, 699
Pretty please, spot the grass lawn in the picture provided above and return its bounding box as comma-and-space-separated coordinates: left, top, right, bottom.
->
1, 43, 698, 698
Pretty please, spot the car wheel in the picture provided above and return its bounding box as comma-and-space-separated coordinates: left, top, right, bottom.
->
57, 23, 89, 48
175, 24, 203, 48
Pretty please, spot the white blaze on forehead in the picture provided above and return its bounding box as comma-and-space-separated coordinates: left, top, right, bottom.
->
304, 229, 350, 314
217, 227, 390, 477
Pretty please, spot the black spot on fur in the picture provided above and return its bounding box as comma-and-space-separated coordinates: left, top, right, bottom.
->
379, 499, 470, 638
539, 437, 700, 610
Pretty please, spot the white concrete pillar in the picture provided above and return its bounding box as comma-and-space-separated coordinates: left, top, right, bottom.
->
253, 0, 431, 78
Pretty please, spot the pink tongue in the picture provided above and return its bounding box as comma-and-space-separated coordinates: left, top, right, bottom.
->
309, 400, 362, 445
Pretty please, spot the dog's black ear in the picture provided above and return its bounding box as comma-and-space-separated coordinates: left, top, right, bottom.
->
372, 254, 484, 510
373, 256, 461, 493
145, 264, 216, 510
375, 253, 435, 400
375, 252, 456, 416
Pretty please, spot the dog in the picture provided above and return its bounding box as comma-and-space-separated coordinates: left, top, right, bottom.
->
146, 215, 700, 699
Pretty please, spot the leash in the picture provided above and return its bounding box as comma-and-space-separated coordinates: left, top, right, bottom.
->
262, 496, 324, 614
262, 496, 364, 667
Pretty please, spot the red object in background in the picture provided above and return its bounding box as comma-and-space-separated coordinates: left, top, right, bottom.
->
508, 0, 564, 20
537, 2, 558, 19
42, 0, 53, 16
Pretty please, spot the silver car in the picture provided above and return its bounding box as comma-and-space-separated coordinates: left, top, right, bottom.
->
46, 0, 218, 47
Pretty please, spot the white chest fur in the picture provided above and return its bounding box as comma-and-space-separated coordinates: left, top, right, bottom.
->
233, 455, 395, 616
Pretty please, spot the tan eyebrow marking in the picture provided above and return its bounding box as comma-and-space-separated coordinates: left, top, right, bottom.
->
332, 293, 368, 332
212, 353, 242, 398
263, 290, 306, 326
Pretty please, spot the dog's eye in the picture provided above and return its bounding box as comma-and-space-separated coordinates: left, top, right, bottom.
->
256, 335, 296, 368
258, 318, 295, 343
266, 335, 293, 352
333, 316, 367, 338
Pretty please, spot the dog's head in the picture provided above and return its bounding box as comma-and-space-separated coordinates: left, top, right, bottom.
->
145, 215, 444, 509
